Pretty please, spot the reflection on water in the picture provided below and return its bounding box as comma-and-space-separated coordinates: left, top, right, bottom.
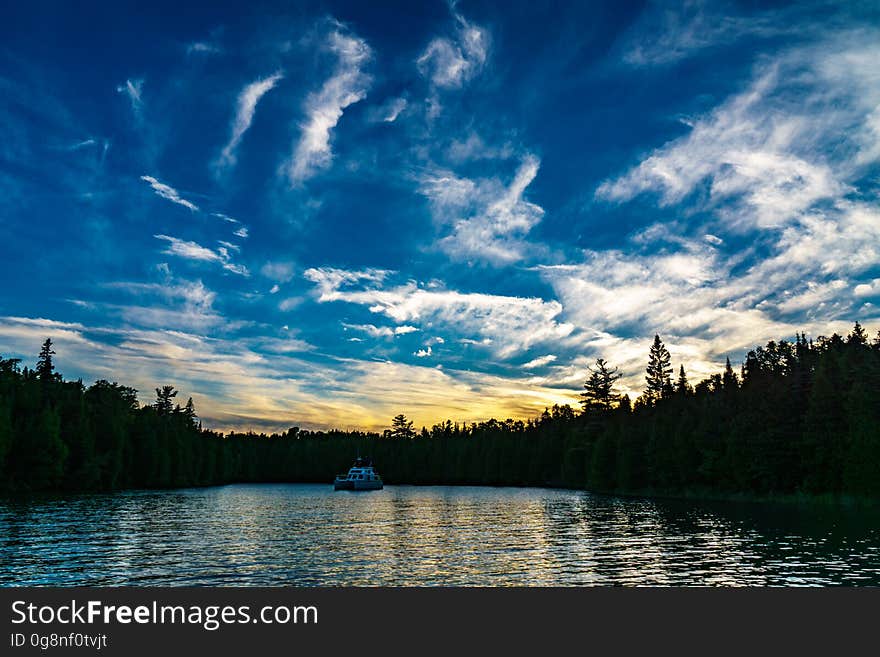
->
1, 485, 878, 586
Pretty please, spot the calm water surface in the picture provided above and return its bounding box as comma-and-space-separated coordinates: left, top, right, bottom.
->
1, 484, 878, 586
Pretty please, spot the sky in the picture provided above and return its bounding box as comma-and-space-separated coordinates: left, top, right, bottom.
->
1, 0, 879, 433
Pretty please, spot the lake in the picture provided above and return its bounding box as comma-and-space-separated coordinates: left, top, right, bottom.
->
1, 484, 878, 586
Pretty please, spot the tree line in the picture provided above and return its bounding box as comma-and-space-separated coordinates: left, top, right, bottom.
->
0, 324, 878, 500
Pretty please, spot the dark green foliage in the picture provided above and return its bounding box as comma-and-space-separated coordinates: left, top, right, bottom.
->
0, 324, 878, 501
580, 358, 621, 414
644, 334, 673, 404
36, 338, 57, 384
389, 413, 415, 439
154, 386, 178, 416
675, 365, 691, 395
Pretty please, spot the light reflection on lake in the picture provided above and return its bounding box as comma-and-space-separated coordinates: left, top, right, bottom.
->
1, 484, 878, 586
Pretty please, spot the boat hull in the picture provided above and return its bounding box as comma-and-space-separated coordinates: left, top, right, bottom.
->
353, 479, 383, 490
334, 478, 383, 491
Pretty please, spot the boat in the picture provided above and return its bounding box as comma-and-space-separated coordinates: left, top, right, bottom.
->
333, 456, 384, 491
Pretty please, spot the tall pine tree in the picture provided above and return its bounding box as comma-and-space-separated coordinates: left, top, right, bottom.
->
644, 335, 673, 404
580, 358, 621, 414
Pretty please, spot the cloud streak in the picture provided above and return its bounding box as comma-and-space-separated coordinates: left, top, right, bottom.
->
217, 72, 283, 170
287, 29, 371, 183
116, 78, 144, 119
141, 175, 199, 211
155, 235, 249, 276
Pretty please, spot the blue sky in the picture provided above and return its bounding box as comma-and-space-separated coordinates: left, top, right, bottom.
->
1, 0, 879, 431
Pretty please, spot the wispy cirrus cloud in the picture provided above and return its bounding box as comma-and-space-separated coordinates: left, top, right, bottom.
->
216, 71, 283, 170
343, 323, 419, 338
260, 261, 296, 283
420, 154, 545, 265
155, 234, 249, 276
563, 33, 880, 389
371, 96, 407, 123
287, 29, 371, 184
116, 78, 144, 118
100, 274, 225, 331
522, 354, 556, 369
304, 267, 572, 358
445, 131, 514, 163
417, 9, 488, 89
140, 175, 199, 211
597, 35, 880, 230
621, 0, 786, 67
187, 41, 222, 56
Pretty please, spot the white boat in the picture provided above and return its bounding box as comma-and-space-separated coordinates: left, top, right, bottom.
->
333, 457, 384, 491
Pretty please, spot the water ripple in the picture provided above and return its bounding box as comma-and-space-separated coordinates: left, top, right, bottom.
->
1, 485, 878, 586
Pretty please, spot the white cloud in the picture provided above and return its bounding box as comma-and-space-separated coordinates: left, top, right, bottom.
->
414, 346, 432, 358
343, 323, 420, 338
116, 78, 144, 117
417, 11, 488, 89
217, 72, 283, 169
622, 1, 786, 67
522, 354, 557, 369
187, 41, 221, 55
598, 36, 880, 231
420, 155, 544, 265
446, 132, 514, 163
212, 212, 240, 224
373, 96, 407, 122
304, 267, 391, 299
773, 279, 848, 315
571, 35, 880, 392
305, 267, 573, 358
154, 235, 249, 276
140, 176, 199, 212
233, 226, 249, 238
102, 276, 225, 331
269, 284, 280, 294
287, 30, 371, 183
854, 279, 880, 297
278, 297, 303, 311
596, 66, 841, 229
260, 261, 296, 283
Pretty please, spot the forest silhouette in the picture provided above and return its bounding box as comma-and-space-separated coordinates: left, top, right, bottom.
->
0, 323, 878, 501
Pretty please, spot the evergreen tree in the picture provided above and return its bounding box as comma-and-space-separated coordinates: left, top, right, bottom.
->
722, 357, 739, 390
848, 321, 868, 346
36, 338, 57, 384
675, 365, 691, 395
390, 414, 415, 439
580, 358, 621, 413
183, 397, 197, 427
154, 386, 178, 416
644, 335, 673, 404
